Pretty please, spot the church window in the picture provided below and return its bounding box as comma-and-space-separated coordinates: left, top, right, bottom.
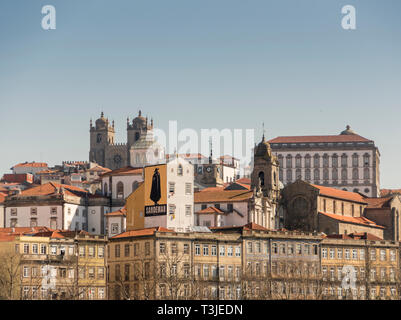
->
178, 164, 183, 176
117, 182, 124, 199
323, 168, 329, 180
258, 171, 265, 186
97, 134, 102, 143
295, 169, 301, 180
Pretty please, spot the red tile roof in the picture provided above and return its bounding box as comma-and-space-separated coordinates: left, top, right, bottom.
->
111, 227, 174, 239
311, 184, 367, 204
319, 212, 385, 229
325, 232, 382, 240
268, 134, 371, 144
224, 182, 250, 191
195, 189, 253, 203
0, 226, 53, 235
364, 197, 393, 209
380, 189, 401, 197
0, 192, 7, 203
235, 178, 251, 185
13, 162, 48, 168
100, 166, 142, 177
105, 207, 127, 217
17, 182, 89, 198
196, 206, 225, 215
87, 165, 111, 173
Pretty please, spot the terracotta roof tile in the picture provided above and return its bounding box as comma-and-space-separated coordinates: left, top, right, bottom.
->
311, 184, 367, 203
13, 162, 48, 168
111, 227, 174, 239
380, 189, 401, 197
196, 206, 225, 215
105, 207, 127, 217
195, 189, 252, 203
268, 134, 371, 144
100, 166, 142, 177
17, 182, 89, 198
235, 178, 251, 185
364, 197, 393, 209
319, 212, 385, 229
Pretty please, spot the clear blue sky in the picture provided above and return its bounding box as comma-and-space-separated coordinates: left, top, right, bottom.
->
0, 0, 400, 187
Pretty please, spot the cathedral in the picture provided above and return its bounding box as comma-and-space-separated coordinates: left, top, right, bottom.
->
89, 111, 165, 170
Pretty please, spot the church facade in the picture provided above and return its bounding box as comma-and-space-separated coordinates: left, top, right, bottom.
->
89, 111, 164, 170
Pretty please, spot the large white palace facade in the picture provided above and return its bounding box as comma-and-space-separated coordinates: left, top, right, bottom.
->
268, 126, 380, 197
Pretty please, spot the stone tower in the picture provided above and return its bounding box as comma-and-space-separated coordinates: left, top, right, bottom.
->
251, 134, 280, 203
89, 112, 115, 167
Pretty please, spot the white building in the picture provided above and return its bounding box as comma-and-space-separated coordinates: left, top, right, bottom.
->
100, 166, 143, 211
3, 183, 109, 235
268, 126, 380, 197
11, 162, 49, 175
144, 157, 195, 232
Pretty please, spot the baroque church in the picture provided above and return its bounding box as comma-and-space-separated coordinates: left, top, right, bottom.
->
89, 111, 165, 170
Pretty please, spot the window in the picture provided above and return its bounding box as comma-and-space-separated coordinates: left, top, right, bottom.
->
380, 249, 386, 261
50, 207, 57, 215
247, 242, 253, 254
235, 246, 241, 257
11, 208, 17, 216
345, 249, 350, 260
390, 250, 396, 261
145, 242, 150, 255
40, 244, 47, 255
169, 182, 175, 193
159, 243, 166, 254
23, 266, 29, 278
98, 246, 104, 258
23, 243, 29, 254
116, 182, 124, 199
185, 183, 192, 195
124, 244, 130, 257
115, 244, 120, 258
329, 249, 335, 259
203, 265, 209, 279
177, 164, 183, 176
195, 244, 200, 255
370, 249, 376, 261
31, 207, 37, 215
352, 249, 358, 260
220, 246, 225, 256
51, 245, 57, 255
171, 243, 177, 254
184, 243, 189, 254
185, 205, 192, 216
88, 246, 95, 257
359, 249, 365, 260
32, 244, 38, 254
322, 248, 327, 259
203, 245, 209, 256
211, 245, 217, 256
227, 246, 233, 257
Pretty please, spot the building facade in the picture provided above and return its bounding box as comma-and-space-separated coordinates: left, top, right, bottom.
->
268, 126, 380, 197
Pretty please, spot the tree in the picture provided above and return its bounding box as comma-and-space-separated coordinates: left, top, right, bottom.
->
0, 251, 22, 300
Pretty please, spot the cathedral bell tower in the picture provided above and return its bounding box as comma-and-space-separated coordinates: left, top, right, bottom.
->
251, 134, 280, 203
89, 112, 115, 167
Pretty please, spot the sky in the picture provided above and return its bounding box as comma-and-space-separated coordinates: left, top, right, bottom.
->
0, 0, 400, 187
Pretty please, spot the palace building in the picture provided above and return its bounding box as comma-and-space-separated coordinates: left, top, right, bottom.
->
268, 126, 380, 197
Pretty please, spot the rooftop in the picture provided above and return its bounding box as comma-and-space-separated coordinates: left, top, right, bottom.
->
319, 211, 385, 229
311, 184, 367, 204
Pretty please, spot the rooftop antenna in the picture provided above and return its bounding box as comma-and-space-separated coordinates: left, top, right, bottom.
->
262, 122, 265, 141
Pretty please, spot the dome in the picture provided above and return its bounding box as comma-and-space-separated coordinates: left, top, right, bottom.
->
255, 136, 272, 158
340, 125, 356, 135
132, 110, 146, 126
95, 112, 108, 129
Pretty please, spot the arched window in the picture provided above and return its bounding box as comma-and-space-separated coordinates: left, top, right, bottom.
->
364, 168, 370, 180
352, 153, 359, 167
323, 168, 329, 180
116, 182, 124, 199
332, 154, 338, 168
132, 181, 139, 193
286, 155, 292, 168
314, 168, 320, 181
363, 153, 370, 167
278, 155, 283, 168
258, 171, 265, 186
279, 169, 283, 182
313, 154, 320, 168
323, 154, 329, 167
332, 168, 338, 181
295, 155, 302, 168
352, 168, 359, 180
341, 168, 347, 180
305, 169, 311, 181
341, 154, 348, 167
295, 169, 301, 180
305, 154, 311, 168
178, 164, 183, 176
286, 169, 292, 182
